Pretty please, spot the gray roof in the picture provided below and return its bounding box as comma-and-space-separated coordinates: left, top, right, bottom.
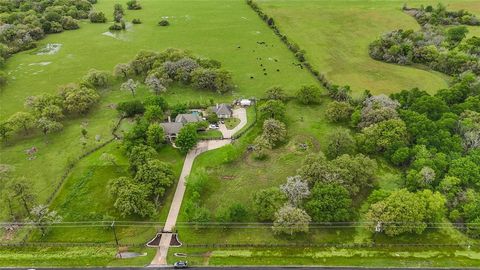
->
160, 122, 183, 135
175, 114, 202, 124
211, 104, 232, 116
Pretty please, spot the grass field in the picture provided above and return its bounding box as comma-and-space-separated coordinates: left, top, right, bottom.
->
0, 0, 317, 220
1, 0, 480, 267
167, 246, 480, 267
256, 0, 480, 95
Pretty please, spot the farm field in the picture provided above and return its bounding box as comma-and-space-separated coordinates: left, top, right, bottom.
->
0, 0, 316, 219
0, 0, 479, 268
256, 0, 480, 95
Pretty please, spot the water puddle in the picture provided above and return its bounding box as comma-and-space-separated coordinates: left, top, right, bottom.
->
35, 43, 62, 55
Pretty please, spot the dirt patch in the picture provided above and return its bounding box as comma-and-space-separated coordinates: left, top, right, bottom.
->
146, 233, 161, 247
221, 175, 235, 180
170, 233, 182, 247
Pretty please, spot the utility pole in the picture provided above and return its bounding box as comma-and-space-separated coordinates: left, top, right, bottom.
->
111, 221, 122, 258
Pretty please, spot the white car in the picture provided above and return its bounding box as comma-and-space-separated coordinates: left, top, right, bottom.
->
209, 124, 219, 129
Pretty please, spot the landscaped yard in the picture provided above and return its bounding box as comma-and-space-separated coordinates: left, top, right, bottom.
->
225, 118, 241, 130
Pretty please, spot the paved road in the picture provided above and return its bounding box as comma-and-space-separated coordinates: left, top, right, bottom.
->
149, 140, 231, 266
218, 107, 247, 139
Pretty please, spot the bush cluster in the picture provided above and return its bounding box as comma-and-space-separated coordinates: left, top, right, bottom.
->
370, 5, 480, 77
114, 48, 233, 94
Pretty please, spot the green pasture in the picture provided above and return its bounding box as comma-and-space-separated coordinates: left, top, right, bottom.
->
257, 0, 480, 95
0, 0, 316, 220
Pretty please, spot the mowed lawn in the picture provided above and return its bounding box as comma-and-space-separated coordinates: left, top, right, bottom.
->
0, 0, 317, 220
257, 0, 480, 95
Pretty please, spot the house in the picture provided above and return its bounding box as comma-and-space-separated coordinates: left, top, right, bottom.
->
210, 103, 233, 119
160, 122, 184, 141
240, 99, 252, 107
175, 113, 203, 124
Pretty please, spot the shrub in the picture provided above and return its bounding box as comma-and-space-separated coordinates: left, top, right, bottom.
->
158, 20, 169, 26
296, 85, 322, 105
325, 101, 354, 122
132, 18, 142, 24
109, 23, 123, 31
127, 0, 142, 10
89, 11, 107, 23
116, 100, 145, 117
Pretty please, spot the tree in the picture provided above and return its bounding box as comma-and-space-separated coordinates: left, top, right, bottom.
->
217, 203, 248, 222
265, 86, 287, 101
280, 175, 310, 207
191, 68, 233, 93
113, 63, 132, 79
121, 79, 138, 97
36, 117, 63, 136
406, 166, 436, 190
82, 69, 110, 88
145, 75, 166, 95
146, 124, 165, 150
325, 101, 353, 123
0, 71, 7, 87
59, 85, 100, 114
357, 119, 408, 154
261, 118, 287, 148
359, 95, 400, 128
272, 205, 311, 236
446, 26, 469, 44
325, 128, 355, 159
447, 155, 480, 186
252, 135, 270, 160
259, 100, 286, 121
458, 110, 480, 151
410, 95, 449, 121
144, 105, 164, 122
176, 124, 198, 153
89, 11, 107, 23
297, 153, 330, 185
296, 85, 322, 104
9, 177, 36, 214
128, 144, 157, 172
116, 100, 145, 117
331, 154, 377, 195
305, 183, 352, 222
328, 85, 352, 101
0, 121, 13, 143
367, 190, 424, 236
134, 159, 174, 205
8, 112, 35, 134
100, 153, 119, 167
29, 205, 62, 236
253, 187, 286, 221
113, 3, 124, 22
126, 0, 141, 10
108, 177, 155, 217
206, 113, 219, 124
40, 105, 63, 121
